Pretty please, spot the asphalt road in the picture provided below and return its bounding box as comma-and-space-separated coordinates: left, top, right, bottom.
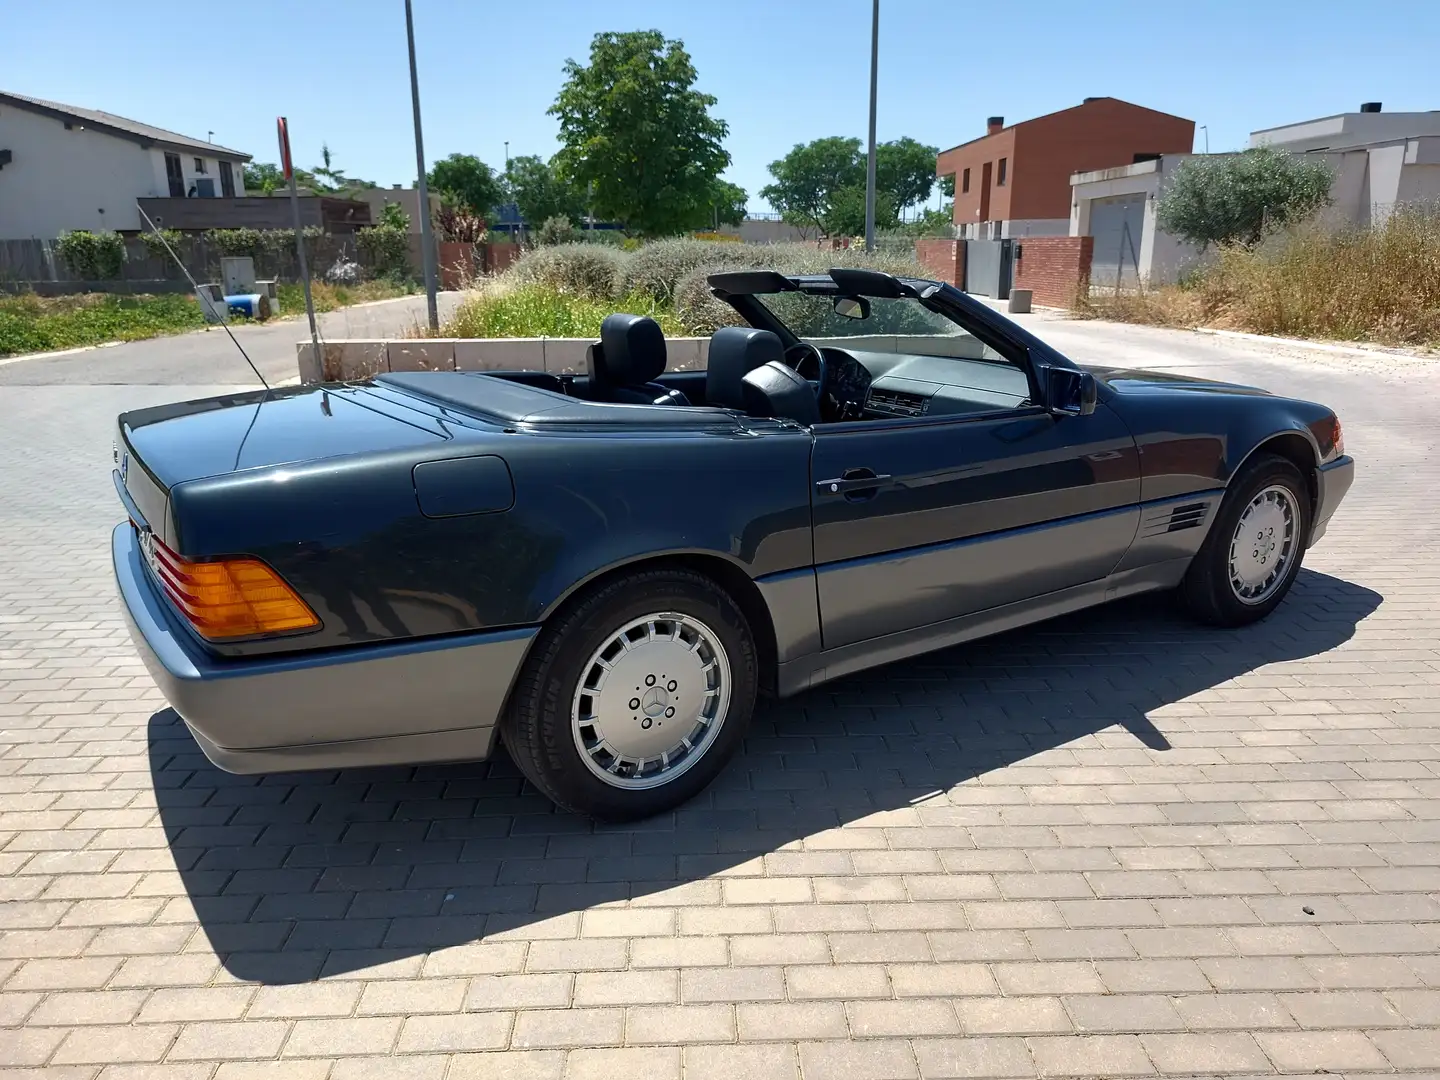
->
0, 290, 465, 387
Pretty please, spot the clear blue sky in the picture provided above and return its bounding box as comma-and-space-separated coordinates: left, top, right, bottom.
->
6, 0, 1437, 213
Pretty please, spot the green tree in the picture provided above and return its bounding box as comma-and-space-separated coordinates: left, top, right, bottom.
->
940, 174, 955, 199
822, 186, 897, 237
428, 153, 503, 220
549, 29, 732, 236
761, 136, 864, 237
875, 136, 939, 215
704, 179, 749, 227
243, 162, 285, 194
504, 154, 584, 228
1157, 146, 1334, 248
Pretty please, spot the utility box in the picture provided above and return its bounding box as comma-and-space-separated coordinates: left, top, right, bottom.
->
195, 283, 228, 324
220, 256, 258, 295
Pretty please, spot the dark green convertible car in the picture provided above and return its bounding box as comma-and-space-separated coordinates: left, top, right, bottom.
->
112, 268, 1353, 819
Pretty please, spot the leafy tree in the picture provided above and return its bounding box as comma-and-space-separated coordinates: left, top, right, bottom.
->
243, 163, 285, 195
875, 136, 939, 214
762, 135, 938, 235
822, 186, 897, 237
940, 174, 955, 199
549, 30, 732, 236
1157, 146, 1334, 248
705, 179, 749, 227
428, 153, 503, 220
504, 154, 584, 228
761, 137, 864, 237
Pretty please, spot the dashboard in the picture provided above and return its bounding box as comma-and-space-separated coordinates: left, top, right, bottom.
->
817, 347, 1032, 421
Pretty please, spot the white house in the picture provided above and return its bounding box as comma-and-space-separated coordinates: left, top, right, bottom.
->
1070, 102, 1440, 289
0, 90, 251, 238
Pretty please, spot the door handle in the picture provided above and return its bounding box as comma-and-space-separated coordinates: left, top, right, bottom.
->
816, 470, 893, 496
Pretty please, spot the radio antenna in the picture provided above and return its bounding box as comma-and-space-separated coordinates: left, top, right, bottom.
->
135, 202, 271, 392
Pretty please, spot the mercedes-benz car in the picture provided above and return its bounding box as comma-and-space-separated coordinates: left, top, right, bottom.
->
112, 267, 1353, 819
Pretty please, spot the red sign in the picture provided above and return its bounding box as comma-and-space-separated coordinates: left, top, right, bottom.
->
277, 117, 293, 180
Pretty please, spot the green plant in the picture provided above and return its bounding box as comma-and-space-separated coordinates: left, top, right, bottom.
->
138, 228, 184, 260
428, 153, 502, 219
550, 30, 734, 236
444, 281, 684, 339
618, 238, 765, 303
1158, 146, 1335, 249
536, 215, 580, 246
0, 291, 204, 356
510, 243, 628, 300
761, 136, 936, 236
55, 230, 126, 280
356, 220, 411, 279
504, 154, 585, 230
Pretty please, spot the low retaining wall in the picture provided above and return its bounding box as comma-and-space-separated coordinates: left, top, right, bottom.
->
1012, 236, 1093, 308
296, 334, 972, 383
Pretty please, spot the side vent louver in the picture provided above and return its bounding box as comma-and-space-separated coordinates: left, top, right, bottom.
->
1139, 499, 1213, 538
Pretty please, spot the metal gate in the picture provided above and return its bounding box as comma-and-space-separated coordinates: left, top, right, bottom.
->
1088, 194, 1145, 291
963, 239, 1013, 299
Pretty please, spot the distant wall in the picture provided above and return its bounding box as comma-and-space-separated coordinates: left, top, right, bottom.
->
1011, 236, 1092, 308
914, 238, 965, 287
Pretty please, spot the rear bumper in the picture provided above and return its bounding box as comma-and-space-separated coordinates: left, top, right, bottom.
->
1309, 454, 1355, 547
112, 523, 535, 774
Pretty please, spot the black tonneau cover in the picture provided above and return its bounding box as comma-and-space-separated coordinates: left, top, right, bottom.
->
378, 371, 738, 428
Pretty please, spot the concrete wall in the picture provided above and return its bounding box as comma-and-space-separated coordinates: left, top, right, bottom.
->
360, 188, 441, 232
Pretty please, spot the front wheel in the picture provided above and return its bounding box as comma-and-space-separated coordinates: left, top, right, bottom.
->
1181, 453, 1312, 627
501, 567, 757, 820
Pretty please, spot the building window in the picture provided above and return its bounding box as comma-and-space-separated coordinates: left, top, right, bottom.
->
997, 158, 1008, 186
164, 153, 185, 197
961, 168, 970, 194
219, 161, 235, 198
194, 157, 208, 174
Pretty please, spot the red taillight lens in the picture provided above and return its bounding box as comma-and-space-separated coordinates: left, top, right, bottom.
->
1331, 416, 1344, 458
145, 533, 319, 640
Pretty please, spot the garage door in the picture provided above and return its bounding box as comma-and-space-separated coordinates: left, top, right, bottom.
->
1088, 194, 1145, 291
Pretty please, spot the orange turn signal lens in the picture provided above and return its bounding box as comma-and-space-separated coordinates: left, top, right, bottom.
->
147, 536, 319, 640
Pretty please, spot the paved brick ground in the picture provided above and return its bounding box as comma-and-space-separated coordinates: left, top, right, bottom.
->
2, 329, 1438, 1078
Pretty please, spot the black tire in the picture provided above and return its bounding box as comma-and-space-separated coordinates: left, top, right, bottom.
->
501, 567, 758, 821
1181, 452, 1313, 627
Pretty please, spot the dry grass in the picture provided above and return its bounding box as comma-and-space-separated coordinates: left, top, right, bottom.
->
1077, 205, 1440, 349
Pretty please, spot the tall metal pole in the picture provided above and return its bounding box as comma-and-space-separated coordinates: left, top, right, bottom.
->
277, 117, 319, 358
405, 0, 439, 332
864, 0, 880, 252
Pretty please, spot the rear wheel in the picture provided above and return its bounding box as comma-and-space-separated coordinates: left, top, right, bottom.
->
1181, 453, 1312, 627
502, 567, 757, 820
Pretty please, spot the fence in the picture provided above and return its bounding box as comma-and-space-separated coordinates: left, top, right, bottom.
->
0, 234, 416, 295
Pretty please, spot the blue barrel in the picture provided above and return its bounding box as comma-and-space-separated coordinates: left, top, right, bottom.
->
224, 293, 270, 320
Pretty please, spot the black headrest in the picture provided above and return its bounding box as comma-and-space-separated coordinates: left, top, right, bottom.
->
743, 360, 821, 426
706, 327, 783, 410
590, 314, 666, 387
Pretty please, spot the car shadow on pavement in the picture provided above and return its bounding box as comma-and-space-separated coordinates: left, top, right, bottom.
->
146, 568, 1381, 984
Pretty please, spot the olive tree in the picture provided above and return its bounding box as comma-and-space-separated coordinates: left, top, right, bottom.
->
1157, 146, 1334, 248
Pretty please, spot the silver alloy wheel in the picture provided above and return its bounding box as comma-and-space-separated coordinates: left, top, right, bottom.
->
571, 611, 732, 790
1228, 484, 1298, 605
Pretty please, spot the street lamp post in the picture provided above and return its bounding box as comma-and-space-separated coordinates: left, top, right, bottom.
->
405, 0, 440, 333
863, 0, 880, 252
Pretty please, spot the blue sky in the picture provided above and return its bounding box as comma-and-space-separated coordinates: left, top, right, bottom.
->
6, 0, 1437, 213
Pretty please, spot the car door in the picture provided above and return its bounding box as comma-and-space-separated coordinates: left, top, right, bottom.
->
811, 403, 1141, 650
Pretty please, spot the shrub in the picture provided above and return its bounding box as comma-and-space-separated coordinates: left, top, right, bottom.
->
444, 280, 683, 338
619, 238, 765, 303
1157, 146, 1334, 248
204, 226, 324, 260
138, 228, 183, 260
356, 221, 411, 279
536, 215, 580, 246
55, 230, 126, 280
510, 243, 628, 300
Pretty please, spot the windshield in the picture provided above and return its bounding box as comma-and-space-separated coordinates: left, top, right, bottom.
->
752, 292, 1008, 361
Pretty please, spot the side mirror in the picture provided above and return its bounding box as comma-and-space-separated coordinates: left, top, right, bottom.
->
1046, 367, 1097, 416
833, 295, 870, 320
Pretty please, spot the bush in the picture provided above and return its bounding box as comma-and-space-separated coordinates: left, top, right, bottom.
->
356, 222, 410, 279
138, 228, 183, 260
510, 243, 628, 300
55, 230, 126, 280
535, 215, 579, 246
619, 238, 766, 303
1078, 203, 1440, 347
204, 226, 324, 260
444, 281, 684, 338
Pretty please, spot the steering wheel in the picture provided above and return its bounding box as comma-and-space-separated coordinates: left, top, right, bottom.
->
781, 341, 829, 404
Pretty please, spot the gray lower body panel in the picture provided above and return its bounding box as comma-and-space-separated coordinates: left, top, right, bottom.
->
113, 524, 535, 774
1309, 455, 1355, 546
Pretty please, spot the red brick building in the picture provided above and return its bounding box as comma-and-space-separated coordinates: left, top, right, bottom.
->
936, 97, 1195, 238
